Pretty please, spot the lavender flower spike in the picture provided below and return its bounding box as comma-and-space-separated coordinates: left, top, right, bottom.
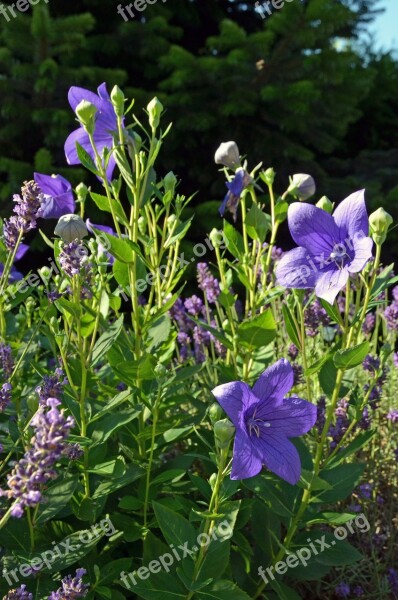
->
48, 568, 88, 599
276, 190, 373, 304
3, 584, 33, 599
211, 359, 317, 483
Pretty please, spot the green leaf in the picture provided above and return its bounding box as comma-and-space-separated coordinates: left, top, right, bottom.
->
320, 299, 342, 325
315, 463, 365, 503
164, 217, 193, 248
245, 203, 269, 242
297, 470, 332, 492
90, 192, 127, 224
114, 146, 135, 190
90, 407, 142, 444
315, 540, 364, 566
153, 501, 197, 548
75, 141, 99, 175
282, 303, 301, 349
318, 359, 337, 398
93, 463, 145, 499
333, 342, 370, 370
270, 580, 303, 600
55, 297, 81, 319
90, 389, 133, 423
305, 512, 359, 526
109, 353, 157, 383
91, 315, 124, 366
93, 230, 135, 263
237, 310, 276, 349
122, 571, 187, 599
113, 258, 130, 290
327, 430, 376, 466
36, 474, 79, 525
244, 476, 293, 518
147, 315, 171, 352
223, 220, 245, 259
195, 580, 252, 600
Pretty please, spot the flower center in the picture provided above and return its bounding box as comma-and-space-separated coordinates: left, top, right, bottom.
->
329, 242, 350, 267
246, 408, 271, 438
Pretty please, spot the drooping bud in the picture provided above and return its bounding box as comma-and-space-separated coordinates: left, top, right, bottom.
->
369, 207, 393, 245
208, 402, 223, 425
147, 97, 164, 131
75, 100, 97, 135
214, 141, 241, 170
111, 85, 125, 118
214, 418, 235, 449
288, 174, 316, 201
54, 214, 88, 243
316, 196, 333, 213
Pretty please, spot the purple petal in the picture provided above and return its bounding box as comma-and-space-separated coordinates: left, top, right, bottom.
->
104, 153, 116, 182
34, 172, 71, 197
255, 396, 317, 436
251, 433, 302, 484
231, 429, 262, 480
34, 173, 75, 219
68, 86, 104, 112
288, 203, 339, 255
347, 236, 373, 274
97, 82, 110, 101
15, 243, 29, 262
275, 247, 319, 289
86, 219, 115, 236
314, 265, 349, 304
333, 190, 369, 240
211, 381, 252, 427
64, 127, 93, 165
252, 359, 294, 405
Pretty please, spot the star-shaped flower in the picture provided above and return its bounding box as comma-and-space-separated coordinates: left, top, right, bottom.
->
275, 190, 373, 304
211, 359, 317, 484
34, 173, 75, 219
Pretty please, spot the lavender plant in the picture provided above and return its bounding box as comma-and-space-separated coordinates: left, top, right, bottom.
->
0, 83, 397, 600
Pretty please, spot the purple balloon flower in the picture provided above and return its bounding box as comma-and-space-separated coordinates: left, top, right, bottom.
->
219, 168, 252, 221
275, 190, 373, 304
34, 172, 75, 219
64, 83, 120, 181
211, 359, 317, 484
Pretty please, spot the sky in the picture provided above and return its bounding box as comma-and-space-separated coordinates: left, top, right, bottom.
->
371, 2, 398, 51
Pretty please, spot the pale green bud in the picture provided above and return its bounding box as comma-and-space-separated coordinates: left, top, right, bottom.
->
75, 100, 97, 135
214, 418, 235, 449
166, 214, 178, 231
138, 216, 147, 235
209, 228, 224, 249
164, 171, 177, 195
110, 85, 125, 118
316, 196, 333, 213
262, 167, 275, 186
54, 214, 88, 243
147, 97, 164, 131
369, 207, 393, 245
208, 402, 223, 425
76, 182, 88, 204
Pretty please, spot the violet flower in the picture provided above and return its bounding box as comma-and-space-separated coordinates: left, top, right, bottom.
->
3, 181, 44, 250
197, 263, 220, 304
48, 568, 88, 599
34, 173, 75, 219
219, 168, 252, 221
211, 359, 317, 483
276, 190, 373, 304
64, 83, 121, 181
3, 584, 33, 599
36, 368, 67, 406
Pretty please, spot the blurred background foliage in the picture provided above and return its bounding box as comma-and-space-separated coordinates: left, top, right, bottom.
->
0, 0, 397, 258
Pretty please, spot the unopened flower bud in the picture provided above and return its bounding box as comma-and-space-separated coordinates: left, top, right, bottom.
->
76, 182, 88, 204
214, 418, 235, 449
262, 167, 275, 186
288, 174, 316, 201
166, 214, 178, 231
209, 228, 224, 249
214, 141, 241, 170
138, 216, 147, 235
111, 85, 125, 118
208, 402, 223, 425
369, 207, 393, 245
316, 196, 333, 213
54, 214, 88, 243
164, 171, 177, 195
75, 100, 97, 135
147, 97, 164, 131
154, 363, 167, 380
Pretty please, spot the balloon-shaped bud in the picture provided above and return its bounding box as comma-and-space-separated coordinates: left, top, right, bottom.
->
214, 141, 241, 170
54, 214, 88, 243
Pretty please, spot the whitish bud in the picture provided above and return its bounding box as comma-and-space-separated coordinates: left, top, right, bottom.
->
76, 182, 88, 204
214, 418, 235, 449
208, 402, 223, 425
75, 100, 97, 135
147, 97, 164, 131
316, 196, 333, 213
54, 214, 88, 243
111, 85, 125, 118
166, 214, 178, 231
288, 174, 316, 201
369, 207, 393, 245
209, 228, 224, 249
214, 141, 241, 170
138, 216, 147, 235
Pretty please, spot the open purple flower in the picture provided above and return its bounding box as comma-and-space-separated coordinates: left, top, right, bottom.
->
275, 190, 373, 304
219, 168, 252, 221
211, 359, 317, 483
34, 173, 75, 219
64, 83, 121, 181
